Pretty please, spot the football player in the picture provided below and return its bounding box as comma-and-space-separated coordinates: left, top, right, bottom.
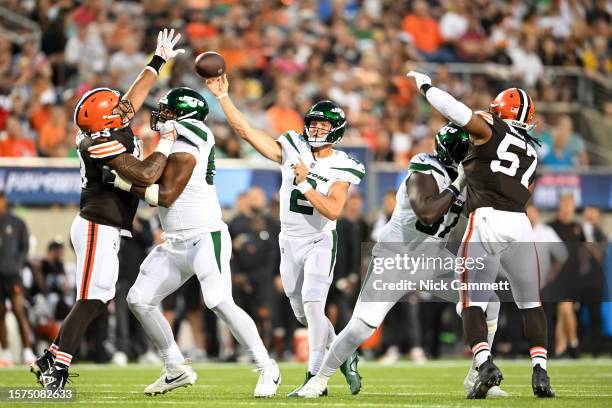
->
110, 87, 280, 397
407, 71, 553, 399
30, 29, 184, 390
297, 124, 476, 397
206, 75, 363, 396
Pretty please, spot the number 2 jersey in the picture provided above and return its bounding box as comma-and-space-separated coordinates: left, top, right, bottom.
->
380, 153, 466, 244
277, 130, 365, 238
462, 111, 538, 213
76, 127, 140, 235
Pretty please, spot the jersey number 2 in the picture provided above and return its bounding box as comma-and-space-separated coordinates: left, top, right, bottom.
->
290, 178, 317, 215
490, 133, 537, 188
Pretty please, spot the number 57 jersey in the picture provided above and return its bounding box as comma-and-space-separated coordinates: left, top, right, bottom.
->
277, 130, 365, 238
462, 111, 538, 213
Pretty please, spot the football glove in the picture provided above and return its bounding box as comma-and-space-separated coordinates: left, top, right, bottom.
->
406, 71, 432, 95
159, 120, 178, 142
155, 28, 185, 61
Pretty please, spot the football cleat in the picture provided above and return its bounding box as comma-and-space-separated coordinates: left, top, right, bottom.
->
464, 366, 508, 397
532, 364, 555, 398
340, 351, 362, 395
40, 364, 69, 390
253, 359, 281, 398
30, 349, 55, 386
144, 360, 197, 396
288, 371, 327, 397
296, 374, 329, 398
466, 357, 503, 399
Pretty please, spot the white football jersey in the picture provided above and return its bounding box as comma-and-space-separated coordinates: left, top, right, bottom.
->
158, 119, 225, 240
380, 153, 466, 243
277, 130, 365, 238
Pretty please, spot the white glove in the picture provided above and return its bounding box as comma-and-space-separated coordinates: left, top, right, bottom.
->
112, 170, 132, 192
451, 163, 467, 192
159, 120, 178, 142
155, 28, 185, 61
406, 71, 432, 95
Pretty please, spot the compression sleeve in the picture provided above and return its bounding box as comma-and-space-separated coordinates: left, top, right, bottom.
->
424, 87, 473, 127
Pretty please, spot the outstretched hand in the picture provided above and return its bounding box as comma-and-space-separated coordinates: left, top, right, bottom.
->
205, 74, 229, 98
155, 28, 185, 61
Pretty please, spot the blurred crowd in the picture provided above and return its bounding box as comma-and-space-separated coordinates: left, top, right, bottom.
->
1, 187, 611, 367
0, 0, 609, 167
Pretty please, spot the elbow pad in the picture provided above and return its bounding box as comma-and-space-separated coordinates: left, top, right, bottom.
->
425, 87, 472, 127
144, 184, 159, 207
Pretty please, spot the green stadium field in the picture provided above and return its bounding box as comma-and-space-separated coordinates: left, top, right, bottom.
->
1, 359, 611, 407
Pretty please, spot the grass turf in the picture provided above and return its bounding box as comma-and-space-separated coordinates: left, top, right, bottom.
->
1, 359, 612, 407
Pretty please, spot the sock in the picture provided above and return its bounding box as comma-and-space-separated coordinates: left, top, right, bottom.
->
472, 342, 491, 368
212, 300, 271, 369
54, 351, 72, 368
326, 319, 336, 349
304, 301, 330, 375
529, 347, 547, 370
320, 318, 375, 378
49, 343, 59, 357
128, 301, 184, 367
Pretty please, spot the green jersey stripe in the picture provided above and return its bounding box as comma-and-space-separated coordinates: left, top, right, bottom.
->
211, 231, 222, 273
180, 121, 208, 142
283, 133, 300, 153
329, 230, 338, 276
408, 162, 445, 177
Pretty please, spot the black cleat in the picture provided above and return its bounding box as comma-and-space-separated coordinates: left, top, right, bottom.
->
40, 364, 70, 390
467, 357, 503, 399
30, 349, 55, 386
532, 364, 555, 398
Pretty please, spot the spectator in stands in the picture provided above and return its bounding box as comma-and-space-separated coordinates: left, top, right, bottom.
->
0, 190, 35, 365
539, 115, 588, 167
266, 89, 303, 135
548, 193, 585, 358
109, 34, 147, 92
0, 115, 36, 157
402, 1, 447, 62
38, 105, 68, 157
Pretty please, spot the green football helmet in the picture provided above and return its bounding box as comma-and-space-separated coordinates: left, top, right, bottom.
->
435, 123, 469, 168
151, 87, 209, 131
302, 100, 346, 147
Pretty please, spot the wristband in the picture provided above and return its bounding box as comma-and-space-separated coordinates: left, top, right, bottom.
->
420, 83, 432, 96
297, 180, 313, 194
147, 55, 166, 76
216, 93, 228, 100
144, 184, 160, 207
445, 184, 460, 199
113, 174, 132, 192
155, 138, 174, 157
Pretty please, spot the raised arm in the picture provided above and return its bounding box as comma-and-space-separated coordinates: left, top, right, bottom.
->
126, 152, 196, 208
206, 74, 282, 163
407, 71, 492, 144
123, 29, 184, 112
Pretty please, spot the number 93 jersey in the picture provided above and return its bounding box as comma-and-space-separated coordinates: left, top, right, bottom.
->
383, 153, 466, 243
277, 130, 365, 238
462, 111, 538, 213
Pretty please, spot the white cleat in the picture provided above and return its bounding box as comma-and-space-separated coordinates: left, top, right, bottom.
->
253, 359, 281, 397
464, 366, 508, 397
144, 360, 197, 396
296, 375, 329, 398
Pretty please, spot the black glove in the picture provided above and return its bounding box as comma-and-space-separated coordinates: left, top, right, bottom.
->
101, 165, 116, 185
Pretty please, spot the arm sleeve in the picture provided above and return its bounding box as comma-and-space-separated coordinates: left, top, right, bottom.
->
424, 87, 473, 127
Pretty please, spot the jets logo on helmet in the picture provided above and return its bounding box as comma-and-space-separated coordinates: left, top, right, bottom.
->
302, 100, 346, 147
435, 123, 469, 169
151, 87, 209, 131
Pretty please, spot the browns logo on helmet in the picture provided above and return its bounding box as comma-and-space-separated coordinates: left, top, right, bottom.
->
489, 88, 536, 132
74, 88, 133, 133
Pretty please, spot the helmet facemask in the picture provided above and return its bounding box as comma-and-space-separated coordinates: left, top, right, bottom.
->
302, 100, 347, 148
304, 118, 334, 148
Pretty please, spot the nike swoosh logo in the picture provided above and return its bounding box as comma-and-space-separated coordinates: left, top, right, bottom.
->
273, 375, 280, 385
193, 239, 201, 246
313, 239, 323, 244
165, 373, 186, 384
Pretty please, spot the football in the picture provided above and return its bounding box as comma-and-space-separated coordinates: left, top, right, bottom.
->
194, 51, 226, 78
